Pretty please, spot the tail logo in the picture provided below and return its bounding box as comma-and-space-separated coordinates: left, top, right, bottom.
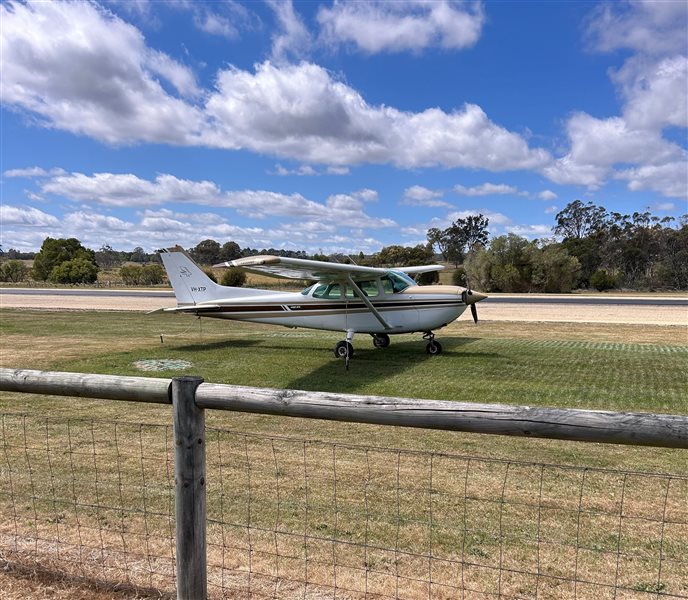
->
179, 266, 192, 278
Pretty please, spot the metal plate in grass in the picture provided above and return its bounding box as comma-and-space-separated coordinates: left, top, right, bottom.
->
133, 358, 192, 371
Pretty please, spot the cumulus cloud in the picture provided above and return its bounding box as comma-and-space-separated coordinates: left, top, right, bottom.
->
400, 185, 452, 207
585, 0, 688, 55
0, 204, 60, 227
538, 190, 558, 201
1, 0, 204, 145
37, 171, 395, 229
454, 183, 520, 196
507, 224, 553, 238
549, 1, 688, 198
1, 2, 549, 174
317, 0, 484, 54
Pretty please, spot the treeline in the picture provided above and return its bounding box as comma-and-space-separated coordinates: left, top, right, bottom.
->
459, 202, 687, 292
1, 200, 685, 290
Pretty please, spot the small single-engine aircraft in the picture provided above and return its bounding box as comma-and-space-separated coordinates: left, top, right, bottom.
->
155, 247, 486, 360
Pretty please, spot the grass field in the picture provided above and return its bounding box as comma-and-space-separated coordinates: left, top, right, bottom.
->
1, 309, 687, 598
1, 309, 686, 471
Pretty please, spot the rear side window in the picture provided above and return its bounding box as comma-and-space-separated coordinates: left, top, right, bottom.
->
313, 283, 343, 299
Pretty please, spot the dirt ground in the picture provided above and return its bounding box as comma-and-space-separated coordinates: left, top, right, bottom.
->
1, 291, 686, 326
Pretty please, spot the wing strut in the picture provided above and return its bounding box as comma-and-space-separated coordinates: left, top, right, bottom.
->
345, 275, 392, 331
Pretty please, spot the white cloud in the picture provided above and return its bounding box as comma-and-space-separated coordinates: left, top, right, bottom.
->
37, 171, 396, 229
400, 185, 452, 207
0, 1, 549, 174
454, 183, 519, 196
326, 166, 350, 175
538, 190, 558, 201
548, 2, 688, 198
0, 204, 60, 227
267, 0, 312, 62
652, 202, 677, 212
317, 0, 484, 54
585, 0, 688, 55
615, 161, 688, 198
507, 224, 553, 238
544, 205, 559, 214
1, 0, 204, 145
192, 9, 239, 39
4, 167, 66, 178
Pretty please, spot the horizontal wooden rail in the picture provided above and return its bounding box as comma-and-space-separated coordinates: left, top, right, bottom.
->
1, 368, 687, 448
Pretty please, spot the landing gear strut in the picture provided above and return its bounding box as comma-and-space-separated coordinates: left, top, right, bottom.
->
423, 332, 443, 355
372, 333, 390, 348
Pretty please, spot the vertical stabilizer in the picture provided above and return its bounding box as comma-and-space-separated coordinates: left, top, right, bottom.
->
160, 249, 224, 305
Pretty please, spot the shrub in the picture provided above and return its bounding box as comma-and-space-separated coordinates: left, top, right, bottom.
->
120, 265, 144, 285
416, 270, 439, 285
49, 258, 98, 284
221, 268, 246, 287
0, 260, 29, 282
141, 264, 166, 285
590, 269, 618, 291
452, 268, 467, 287
203, 269, 218, 283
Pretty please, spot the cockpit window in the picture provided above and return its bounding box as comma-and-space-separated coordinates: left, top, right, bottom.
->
346, 280, 379, 298
381, 271, 413, 294
313, 283, 343, 299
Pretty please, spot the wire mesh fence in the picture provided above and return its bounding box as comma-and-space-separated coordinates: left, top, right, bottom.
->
1, 413, 686, 599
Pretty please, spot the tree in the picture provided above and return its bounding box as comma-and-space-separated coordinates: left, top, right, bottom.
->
428, 215, 489, 266
32, 238, 98, 281
50, 257, 98, 284
0, 260, 29, 282
190, 239, 221, 265
219, 241, 241, 262
375, 244, 434, 267
95, 244, 121, 269
130, 246, 146, 263
555, 200, 607, 240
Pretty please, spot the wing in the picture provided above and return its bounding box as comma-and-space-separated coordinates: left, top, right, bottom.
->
214, 255, 444, 281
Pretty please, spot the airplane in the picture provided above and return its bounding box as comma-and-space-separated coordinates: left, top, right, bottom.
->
155, 247, 487, 361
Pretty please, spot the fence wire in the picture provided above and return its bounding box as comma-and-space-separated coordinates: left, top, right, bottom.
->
1, 413, 686, 599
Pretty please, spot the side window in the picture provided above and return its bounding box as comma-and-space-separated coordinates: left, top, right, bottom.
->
381, 276, 395, 294
312, 284, 329, 298
313, 283, 343, 299
346, 280, 379, 298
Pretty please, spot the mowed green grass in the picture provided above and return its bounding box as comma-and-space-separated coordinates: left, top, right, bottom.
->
1, 308, 686, 473
1, 309, 687, 598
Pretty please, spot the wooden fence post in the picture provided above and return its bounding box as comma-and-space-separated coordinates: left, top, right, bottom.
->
172, 376, 207, 600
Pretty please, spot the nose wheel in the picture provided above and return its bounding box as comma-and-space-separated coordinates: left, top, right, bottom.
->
423, 332, 443, 355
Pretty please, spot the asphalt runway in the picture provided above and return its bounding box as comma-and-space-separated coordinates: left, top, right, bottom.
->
1, 287, 686, 306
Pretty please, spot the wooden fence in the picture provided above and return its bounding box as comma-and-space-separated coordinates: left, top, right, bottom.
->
1, 367, 687, 599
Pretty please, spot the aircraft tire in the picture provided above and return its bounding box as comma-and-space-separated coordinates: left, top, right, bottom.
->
372, 334, 390, 348
334, 341, 354, 359
426, 341, 443, 355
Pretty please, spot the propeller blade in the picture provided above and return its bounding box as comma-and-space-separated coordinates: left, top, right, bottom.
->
471, 302, 478, 324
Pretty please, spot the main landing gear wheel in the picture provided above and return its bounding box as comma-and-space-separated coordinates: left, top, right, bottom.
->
372, 333, 390, 348
334, 341, 354, 359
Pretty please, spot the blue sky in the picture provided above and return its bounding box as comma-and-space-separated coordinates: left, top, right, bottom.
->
1, 0, 687, 254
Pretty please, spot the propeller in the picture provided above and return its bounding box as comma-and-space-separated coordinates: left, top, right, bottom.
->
461, 288, 484, 324
470, 302, 478, 324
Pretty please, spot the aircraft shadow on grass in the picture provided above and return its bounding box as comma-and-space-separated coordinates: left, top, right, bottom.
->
286, 336, 499, 394
175, 338, 262, 352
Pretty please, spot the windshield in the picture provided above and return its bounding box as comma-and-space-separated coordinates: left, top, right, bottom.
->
381, 271, 414, 294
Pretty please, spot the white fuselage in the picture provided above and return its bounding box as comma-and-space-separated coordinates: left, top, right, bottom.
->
190, 284, 468, 334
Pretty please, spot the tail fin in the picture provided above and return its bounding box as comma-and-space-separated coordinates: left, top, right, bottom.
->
159, 248, 225, 305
